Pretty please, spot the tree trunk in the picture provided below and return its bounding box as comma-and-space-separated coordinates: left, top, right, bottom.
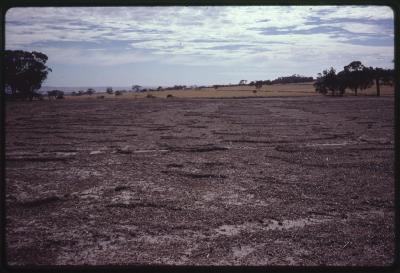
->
355, 88, 358, 96
376, 78, 380, 97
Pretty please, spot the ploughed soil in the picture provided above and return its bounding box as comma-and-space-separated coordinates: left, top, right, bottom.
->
5, 96, 395, 266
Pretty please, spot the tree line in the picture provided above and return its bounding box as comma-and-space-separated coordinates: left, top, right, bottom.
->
314, 61, 394, 97
4, 50, 395, 100
247, 75, 314, 87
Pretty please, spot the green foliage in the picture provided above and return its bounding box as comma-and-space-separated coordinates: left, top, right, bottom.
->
314, 67, 342, 96
342, 61, 373, 96
314, 61, 393, 96
132, 85, 142, 92
5, 50, 52, 100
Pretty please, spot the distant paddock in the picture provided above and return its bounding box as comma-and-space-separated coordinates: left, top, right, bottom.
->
62, 82, 394, 100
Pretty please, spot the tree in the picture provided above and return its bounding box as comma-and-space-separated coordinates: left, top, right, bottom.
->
316, 62, 393, 97
335, 70, 348, 96
271, 75, 313, 84
239, 80, 247, 85
86, 88, 95, 95
4, 50, 52, 100
343, 61, 373, 96
255, 81, 263, 90
368, 67, 394, 96
314, 67, 343, 96
132, 85, 142, 92
106, 87, 113, 94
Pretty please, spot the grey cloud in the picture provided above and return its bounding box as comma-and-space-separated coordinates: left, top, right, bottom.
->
256, 19, 271, 23
190, 38, 238, 43
206, 44, 249, 51
343, 36, 394, 47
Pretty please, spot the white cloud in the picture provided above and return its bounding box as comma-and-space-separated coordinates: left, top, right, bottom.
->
5, 5, 394, 85
317, 5, 394, 21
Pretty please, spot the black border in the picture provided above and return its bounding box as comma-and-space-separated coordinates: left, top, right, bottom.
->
1, 1, 399, 272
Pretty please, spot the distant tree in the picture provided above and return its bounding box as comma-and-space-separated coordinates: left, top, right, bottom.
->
381, 69, 395, 86
132, 85, 142, 92
239, 80, 247, 85
4, 50, 52, 100
86, 88, 95, 95
157, 86, 163, 91
335, 70, 348, 96
115, 90, 123, 96
314, 67, 343, 96
271, 74, 313, 84
368, 67, 394, 96
342, 61, 373, 96
316, 62, 394, 97
48, 90, 64, 100
106, 87, 113, 94
264, 80, 272, 85
255, 81, 263, 90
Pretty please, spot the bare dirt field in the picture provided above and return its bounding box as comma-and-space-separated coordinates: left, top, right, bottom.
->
5, 95, 395, 266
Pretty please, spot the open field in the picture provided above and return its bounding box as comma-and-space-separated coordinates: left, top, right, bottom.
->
5, 95, 395, 266
65, 82, 395, 100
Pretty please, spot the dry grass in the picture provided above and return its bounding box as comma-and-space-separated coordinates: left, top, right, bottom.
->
65, 82, 394, 100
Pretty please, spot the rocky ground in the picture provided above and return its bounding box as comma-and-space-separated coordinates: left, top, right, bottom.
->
5, 96, 395, 266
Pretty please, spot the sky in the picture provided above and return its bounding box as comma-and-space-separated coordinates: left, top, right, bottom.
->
5, 6, 394, 87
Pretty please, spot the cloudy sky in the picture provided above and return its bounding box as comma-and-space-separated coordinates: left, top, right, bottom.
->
6, 6, 394, 87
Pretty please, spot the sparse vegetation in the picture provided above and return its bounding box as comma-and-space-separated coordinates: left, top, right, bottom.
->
48, 90, 64, 100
